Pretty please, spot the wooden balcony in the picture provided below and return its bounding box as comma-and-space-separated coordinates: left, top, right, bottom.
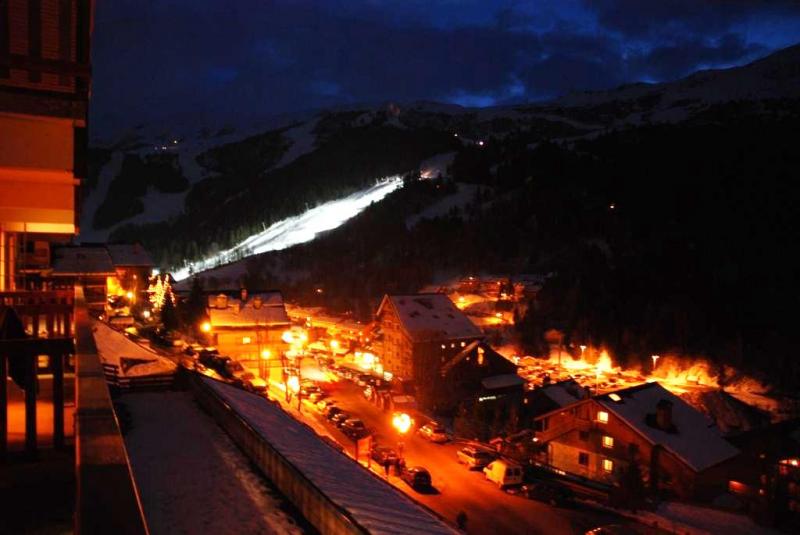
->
0, 285, 148, 534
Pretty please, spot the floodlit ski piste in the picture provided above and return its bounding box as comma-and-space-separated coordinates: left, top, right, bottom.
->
171, 176, 403, 281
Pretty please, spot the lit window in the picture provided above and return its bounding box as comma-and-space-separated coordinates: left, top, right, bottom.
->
603, 459, 614, 472
609, 393, 622, 402
597, 411, 609, 423
602, 436, 614, 449
242, 336, 251, 344
37, 355, 50, 369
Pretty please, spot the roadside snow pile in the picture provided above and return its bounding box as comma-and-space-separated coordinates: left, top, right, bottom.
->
92, 320, 176, 376
204, 378, 456, 535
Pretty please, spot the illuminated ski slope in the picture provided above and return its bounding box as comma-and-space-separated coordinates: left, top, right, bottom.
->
172, 176, 403, 280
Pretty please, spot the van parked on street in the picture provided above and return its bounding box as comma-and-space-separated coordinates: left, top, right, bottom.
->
483, 459, 523, 487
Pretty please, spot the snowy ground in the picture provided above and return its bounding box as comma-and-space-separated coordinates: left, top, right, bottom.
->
120, 391, 306, 535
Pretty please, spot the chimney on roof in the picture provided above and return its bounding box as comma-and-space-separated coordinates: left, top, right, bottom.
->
253, 296, 262, 309
656, 399, 673, 431
241, 288, 248, 302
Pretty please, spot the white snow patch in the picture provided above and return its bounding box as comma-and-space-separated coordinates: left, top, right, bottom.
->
406, 183, 480, 228
273, 118, 320, 169
79, 152, 124, 242
172, 176, 404, 281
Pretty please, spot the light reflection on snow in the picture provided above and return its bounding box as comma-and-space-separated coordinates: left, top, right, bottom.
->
172, 176, 403, 280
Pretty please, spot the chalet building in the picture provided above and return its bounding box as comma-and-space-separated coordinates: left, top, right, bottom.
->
50, 245, 115, 314
522, 379, 590, 426
534, 382, 740, 501
106, 243, 155, 302
48, 243, 154, 316
0, 0, 92, 292
206, 289, 290, 364
376, 293, 516, 408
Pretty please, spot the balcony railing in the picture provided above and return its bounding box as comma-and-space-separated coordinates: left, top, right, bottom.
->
0, 285, 149, 534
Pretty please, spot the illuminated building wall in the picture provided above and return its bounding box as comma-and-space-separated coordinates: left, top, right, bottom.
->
0, 0, 93, 290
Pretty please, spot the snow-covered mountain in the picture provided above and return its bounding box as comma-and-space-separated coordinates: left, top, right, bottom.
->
82, 43, 800, 271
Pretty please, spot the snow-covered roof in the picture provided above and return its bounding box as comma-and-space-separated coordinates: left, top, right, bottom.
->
481, 374, 525, 390
51, 246, 116, 276
207, 292, 290, 327
379, 294, 482, 343
539, 379, 589, 408
204, 378, 455, 534
209, 303, 289, 328
92, 321, 177, 376
597, 382, 739, 472
106, 244, 154, 267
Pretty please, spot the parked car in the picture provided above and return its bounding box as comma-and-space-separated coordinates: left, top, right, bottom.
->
371, 446, 399, 465
331, 412, 350, 427
401, 466, 432, 490
418, 422, 449, 443
242, 373, 267, 393
521, 480, 574, 506
341, 419, 368, 439
456, 446, 496, 469
325, 406, 343, 420
483, 459, 523, 487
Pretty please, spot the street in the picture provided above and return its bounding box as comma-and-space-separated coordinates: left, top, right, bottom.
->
297, 380, 626, 535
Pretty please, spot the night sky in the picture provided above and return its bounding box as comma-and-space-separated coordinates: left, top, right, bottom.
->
91, 0, 800, 137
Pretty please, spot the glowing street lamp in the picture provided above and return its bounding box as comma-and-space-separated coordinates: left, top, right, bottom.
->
282, 330, 294, 344
651, 354, 660, 371
259, 349, 271, 380
200, 321, 211, 333
579, 345, 587, 357
392, 412, 412, 465
392, 412, 412, 434
287, 374, 302, 411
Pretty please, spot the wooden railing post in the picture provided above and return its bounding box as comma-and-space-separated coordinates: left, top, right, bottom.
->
0, 354, 6, 461
53, 352, 64, 449
25, 354, 37, 458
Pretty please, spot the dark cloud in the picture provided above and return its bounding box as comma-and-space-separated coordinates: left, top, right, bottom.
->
90, 0, 800, 137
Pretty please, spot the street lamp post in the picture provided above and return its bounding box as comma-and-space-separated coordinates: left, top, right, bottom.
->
392, 412, 412, 470
651, 354, 660, 372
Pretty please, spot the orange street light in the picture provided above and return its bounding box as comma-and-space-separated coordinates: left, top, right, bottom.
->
261, 349, 271, 359
287, 375, 300, 394
126, 291, 134, 300
392, 412, 412, 434
201, 321, 211, 333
